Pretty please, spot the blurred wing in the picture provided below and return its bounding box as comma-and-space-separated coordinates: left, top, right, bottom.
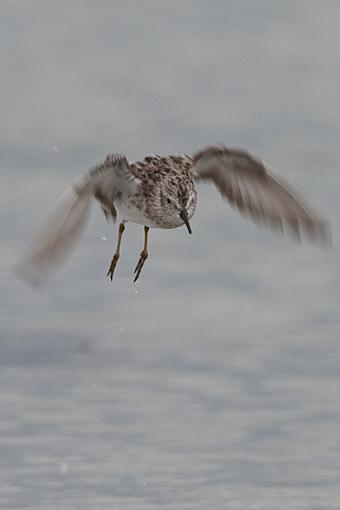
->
15, 154, 136, 286
192, 145, 331, 245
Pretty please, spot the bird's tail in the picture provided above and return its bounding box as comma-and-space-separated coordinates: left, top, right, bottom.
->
15, 183, 93, 287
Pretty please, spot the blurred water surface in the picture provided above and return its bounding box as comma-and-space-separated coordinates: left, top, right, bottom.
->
1, 1, 340, 509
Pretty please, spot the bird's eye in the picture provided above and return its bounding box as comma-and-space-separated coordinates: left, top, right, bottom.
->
167, 198, 172, 204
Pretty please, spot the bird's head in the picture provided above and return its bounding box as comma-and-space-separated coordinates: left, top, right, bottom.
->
160, 180, 197, 233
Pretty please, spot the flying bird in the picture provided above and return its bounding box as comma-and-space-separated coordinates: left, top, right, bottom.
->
16, 145, 331, 285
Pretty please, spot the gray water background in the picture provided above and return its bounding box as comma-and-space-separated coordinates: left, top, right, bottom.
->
1, 1, 340, 508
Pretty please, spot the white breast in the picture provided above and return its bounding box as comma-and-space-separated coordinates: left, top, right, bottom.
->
115, 200, 160, 228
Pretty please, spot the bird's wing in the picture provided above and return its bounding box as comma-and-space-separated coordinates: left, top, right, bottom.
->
15, 154, 137, 286
192, 145, 331, 245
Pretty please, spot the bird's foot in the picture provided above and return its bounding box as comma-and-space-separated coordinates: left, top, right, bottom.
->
133, 250, 148, 282
106, 253, 120, 281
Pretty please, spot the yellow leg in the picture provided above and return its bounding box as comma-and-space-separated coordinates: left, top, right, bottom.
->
133, 226, 149, 282
106, 222, 125, 281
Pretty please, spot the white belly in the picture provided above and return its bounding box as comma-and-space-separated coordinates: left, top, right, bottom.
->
116, 201, 160, 228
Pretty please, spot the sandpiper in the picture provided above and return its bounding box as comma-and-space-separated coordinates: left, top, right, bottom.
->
16, 145, 331, 285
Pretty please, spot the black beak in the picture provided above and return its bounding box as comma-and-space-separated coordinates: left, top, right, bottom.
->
179, 209, 192, 234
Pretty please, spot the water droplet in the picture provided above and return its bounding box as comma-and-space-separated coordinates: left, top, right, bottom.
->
59, 462, 69, 475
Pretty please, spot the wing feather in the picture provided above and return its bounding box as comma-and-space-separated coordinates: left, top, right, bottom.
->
192, 145, 331, 245
15, 153, 134, 286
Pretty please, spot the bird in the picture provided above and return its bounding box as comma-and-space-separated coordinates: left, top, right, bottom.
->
15, 144, 331, 286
